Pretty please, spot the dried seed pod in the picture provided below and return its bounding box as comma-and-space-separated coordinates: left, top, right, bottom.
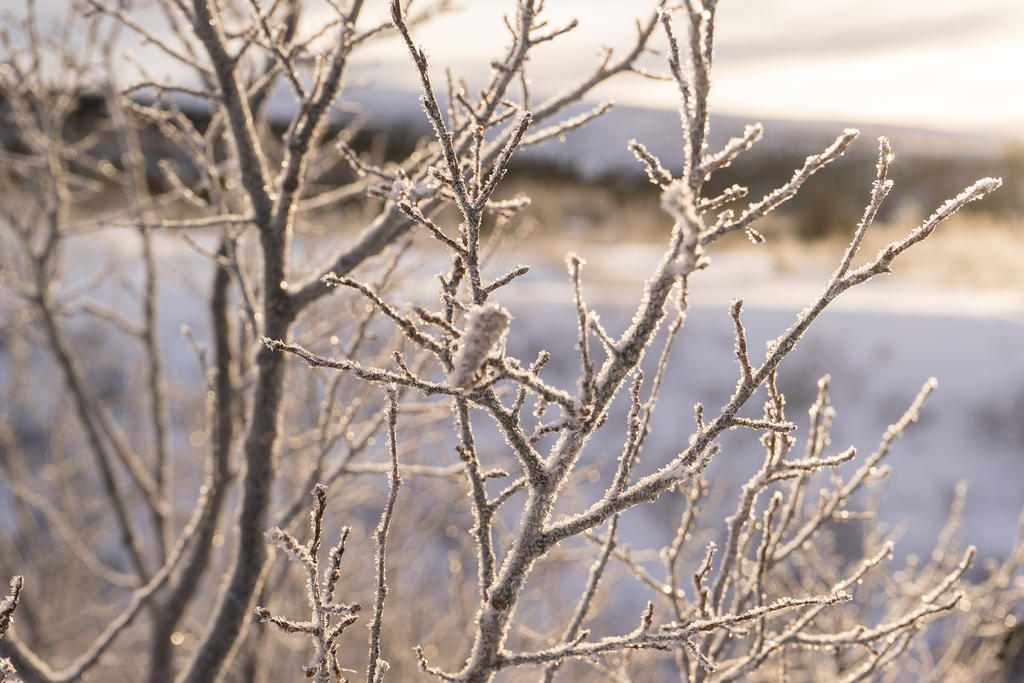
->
450, 303, 511, 389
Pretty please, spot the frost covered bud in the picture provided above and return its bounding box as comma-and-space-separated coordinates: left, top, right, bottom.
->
382, 176, 410, 201
450, 303, 511, 389
660, 179, 691, 219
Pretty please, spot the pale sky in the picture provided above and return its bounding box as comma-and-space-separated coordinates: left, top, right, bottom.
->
338, 0, 1024, 140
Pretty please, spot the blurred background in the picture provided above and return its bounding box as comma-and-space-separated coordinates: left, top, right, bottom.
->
12, 0, 1024, 560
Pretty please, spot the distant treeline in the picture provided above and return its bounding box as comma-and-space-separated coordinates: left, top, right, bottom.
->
4, 90, 1020, 239
503, 143, 1023, 239
336, 107, 1024, 238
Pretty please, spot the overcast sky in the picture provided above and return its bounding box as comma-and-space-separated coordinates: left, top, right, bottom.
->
336, 0, 1024, 140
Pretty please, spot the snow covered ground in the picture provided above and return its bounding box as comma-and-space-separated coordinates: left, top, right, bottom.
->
23, 216, 1023, 567
479, 242, 1024, 561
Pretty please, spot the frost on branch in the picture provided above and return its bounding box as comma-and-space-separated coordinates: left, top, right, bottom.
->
449, 303, 512, 389
0, 577, 23, 682
256, 390, 401, 683
255, 485, 362, 683
267, 2, 1013, 681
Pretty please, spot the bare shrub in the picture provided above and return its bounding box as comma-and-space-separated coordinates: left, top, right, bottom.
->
0, 1, 1020, 681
